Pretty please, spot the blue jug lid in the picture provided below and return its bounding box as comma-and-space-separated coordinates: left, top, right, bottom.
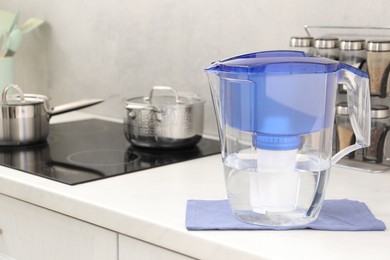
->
205, 50, 340, 74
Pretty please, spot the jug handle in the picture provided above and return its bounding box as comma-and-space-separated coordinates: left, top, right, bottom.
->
331, 64, 371, 165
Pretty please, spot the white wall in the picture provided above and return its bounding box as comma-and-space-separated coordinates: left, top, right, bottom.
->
1, 0, 389, 136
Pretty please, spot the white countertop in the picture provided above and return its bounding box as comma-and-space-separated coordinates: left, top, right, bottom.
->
1, 112, 390, 260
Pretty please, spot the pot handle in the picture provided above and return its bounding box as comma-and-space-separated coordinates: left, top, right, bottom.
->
2, 84, 25, 103
146, 86, 183, 104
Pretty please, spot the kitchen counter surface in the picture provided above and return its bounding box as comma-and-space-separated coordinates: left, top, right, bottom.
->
1, 112, 390, 260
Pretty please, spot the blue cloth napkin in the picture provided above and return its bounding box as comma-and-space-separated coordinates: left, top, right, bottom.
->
186, 199, 386, 231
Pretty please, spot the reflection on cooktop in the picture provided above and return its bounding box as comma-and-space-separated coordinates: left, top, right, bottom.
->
0, 119, 221, 185
67, 149, 140, 167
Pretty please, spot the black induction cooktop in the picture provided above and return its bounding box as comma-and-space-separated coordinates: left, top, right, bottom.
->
0, 119, 221, 185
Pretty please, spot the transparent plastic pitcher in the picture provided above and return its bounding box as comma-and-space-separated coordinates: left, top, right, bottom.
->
205, 51, 371, 226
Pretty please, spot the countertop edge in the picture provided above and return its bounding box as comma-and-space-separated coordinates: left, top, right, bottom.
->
0, 164, 267, 260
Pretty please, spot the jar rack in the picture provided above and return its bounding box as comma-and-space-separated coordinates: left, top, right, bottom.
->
304, 25, 390, 38
301, 25, 390, 173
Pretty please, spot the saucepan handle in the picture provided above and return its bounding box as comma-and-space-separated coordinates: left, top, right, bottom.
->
49, 99, 104, 116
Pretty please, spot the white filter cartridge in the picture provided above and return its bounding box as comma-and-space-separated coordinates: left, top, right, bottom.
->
250, 148, 299, 213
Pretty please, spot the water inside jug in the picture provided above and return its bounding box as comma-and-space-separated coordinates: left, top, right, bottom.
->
205, 51, 371, 226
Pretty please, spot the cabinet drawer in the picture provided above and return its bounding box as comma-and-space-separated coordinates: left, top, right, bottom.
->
0, 194, 117, 260
119, 234, 196, 260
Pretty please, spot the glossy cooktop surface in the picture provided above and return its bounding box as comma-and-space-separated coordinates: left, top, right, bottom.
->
0, 119, 220, 185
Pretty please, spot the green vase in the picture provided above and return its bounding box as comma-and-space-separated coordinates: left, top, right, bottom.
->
0, 57, 14, 92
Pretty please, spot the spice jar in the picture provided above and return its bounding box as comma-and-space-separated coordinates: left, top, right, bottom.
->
339, 39, 366, 68
290, 36, 314, 55
335, 103, 355, 156
363, 105, 390, 163
314, 38, 339, 60
366, 40, 390, 97
338, 39, 367, 93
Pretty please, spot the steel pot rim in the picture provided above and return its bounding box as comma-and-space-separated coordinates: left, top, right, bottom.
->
124, 86, 205, 111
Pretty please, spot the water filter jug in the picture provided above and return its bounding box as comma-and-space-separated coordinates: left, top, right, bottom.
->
205, 51, 371, 226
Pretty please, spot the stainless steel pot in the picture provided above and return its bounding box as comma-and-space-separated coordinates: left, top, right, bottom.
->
0, 84, 104, 146
124, 86, 205, 149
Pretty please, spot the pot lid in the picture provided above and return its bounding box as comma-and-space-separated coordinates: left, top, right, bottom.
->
2, 95, 47, 105
204, 50, 340, 74
125, 86, 204, 109
1, 84, 47, 106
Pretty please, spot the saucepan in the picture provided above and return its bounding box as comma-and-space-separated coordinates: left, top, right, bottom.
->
0, 84, 104, 146
124, 86, 205, 149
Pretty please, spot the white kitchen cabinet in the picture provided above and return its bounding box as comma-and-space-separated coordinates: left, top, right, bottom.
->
0, 194, 117, 260
119, 234, 196, 260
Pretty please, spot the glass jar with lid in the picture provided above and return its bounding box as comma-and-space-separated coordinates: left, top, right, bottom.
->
290, 36, 314, 55
335, 102, 355, 157
338, 39, 366, 93
363, 105, 390, 163
314, 37, 339, 60
366, 40, 390, 97
339, 39, 366, 68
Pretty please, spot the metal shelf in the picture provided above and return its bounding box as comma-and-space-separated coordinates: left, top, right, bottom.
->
303, 25, 390, 173
304, 25, 390, 37
303, 25, 390, 39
